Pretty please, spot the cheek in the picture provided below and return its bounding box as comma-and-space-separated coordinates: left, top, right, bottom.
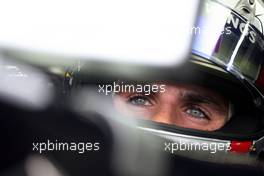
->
203, 108, 229, 131
113, 96, 155, 119
193, 117, 226, 131
204, 114, 227, 131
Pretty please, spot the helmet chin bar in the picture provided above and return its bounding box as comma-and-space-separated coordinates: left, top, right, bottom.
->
252, 136, 264, 155
137, 124, 264, 163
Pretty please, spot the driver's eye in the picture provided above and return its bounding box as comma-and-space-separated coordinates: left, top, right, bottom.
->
185, 107, 208, 119
128, 95, 152, 106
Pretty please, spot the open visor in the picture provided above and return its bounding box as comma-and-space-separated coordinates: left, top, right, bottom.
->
192, 0, 264, 108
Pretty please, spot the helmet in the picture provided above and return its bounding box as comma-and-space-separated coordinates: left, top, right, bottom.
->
152, 0, 264, 161
62, 0, 264, 167
159, 0, 264, 161
3, 0, 264, 175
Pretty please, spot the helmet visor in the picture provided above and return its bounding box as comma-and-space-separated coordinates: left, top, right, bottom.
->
192, 0, 264, 83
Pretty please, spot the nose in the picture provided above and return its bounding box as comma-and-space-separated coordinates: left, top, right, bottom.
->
151, 105, 177, 125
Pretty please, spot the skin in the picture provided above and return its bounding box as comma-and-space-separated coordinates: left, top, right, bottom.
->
113, 83, 229, 131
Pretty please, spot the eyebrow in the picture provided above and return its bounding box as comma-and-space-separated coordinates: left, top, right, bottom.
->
181, 91, 222, 107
